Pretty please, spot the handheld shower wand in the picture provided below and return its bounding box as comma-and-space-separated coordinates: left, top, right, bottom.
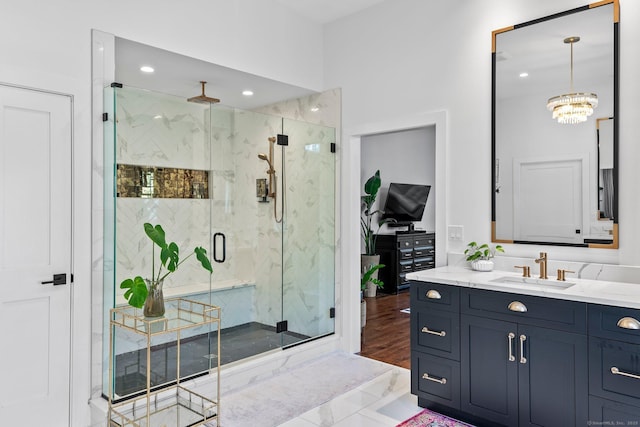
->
257, 137, 284, 222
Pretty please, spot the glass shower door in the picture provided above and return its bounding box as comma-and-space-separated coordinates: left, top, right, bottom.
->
281, 119, 336, 345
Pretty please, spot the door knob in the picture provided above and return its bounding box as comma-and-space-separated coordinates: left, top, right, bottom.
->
41, 273, 67, 286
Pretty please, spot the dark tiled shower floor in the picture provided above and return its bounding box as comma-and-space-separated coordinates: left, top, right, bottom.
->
113, 322, 308, 397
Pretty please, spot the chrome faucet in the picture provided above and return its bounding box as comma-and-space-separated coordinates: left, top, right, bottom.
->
534, 252, 548, 279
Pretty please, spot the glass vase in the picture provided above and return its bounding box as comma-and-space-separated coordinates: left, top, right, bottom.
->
143, 278, 165, 317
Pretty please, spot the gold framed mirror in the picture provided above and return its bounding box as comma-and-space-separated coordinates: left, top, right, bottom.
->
492, 0, 619, 248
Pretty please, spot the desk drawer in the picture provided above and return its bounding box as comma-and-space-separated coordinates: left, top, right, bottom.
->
411, 307, 460, 360
590, 337, 640, 406
414, 235, 435, 248
413, 257, 434, 270
399, 248, 413, 260
399, 260, 414, 272
413, 246, 434, 257
589, 304, 640, 344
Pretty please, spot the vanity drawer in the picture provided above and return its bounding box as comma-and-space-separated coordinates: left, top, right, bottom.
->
411, 307, 460, 360
411, 282, 460, 312
589, 337, 640, 406
461, 288, 587, 333
589, 396, 640, 425
411, 351, 460, 409
588, 304, 640, 344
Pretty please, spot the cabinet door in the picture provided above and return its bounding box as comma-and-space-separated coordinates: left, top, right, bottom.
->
461, 315, 518, 426
518, 325, 588, 427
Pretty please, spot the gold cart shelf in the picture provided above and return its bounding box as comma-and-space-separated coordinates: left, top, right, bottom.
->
108, 298, 221, 427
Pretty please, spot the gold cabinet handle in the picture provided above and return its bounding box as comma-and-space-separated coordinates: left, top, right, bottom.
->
508, 332, 516, 362
508, 301, 528, 312
611, 366, 640, 380
617, 317, 640, 330
421, 326, 446, 337
422, 372, 447, 385
426, 290, 442, 299
519, 334, 527, 364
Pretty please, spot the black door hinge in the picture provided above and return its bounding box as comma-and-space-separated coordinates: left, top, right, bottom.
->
330, 143, 336, 153
329, 307, 336, 318
102, 112, 108, 122
110, 82, 123, 88
276, 320, 288, 333
277, 134, 289, 146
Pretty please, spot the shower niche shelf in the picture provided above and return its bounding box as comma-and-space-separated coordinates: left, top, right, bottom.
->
108, 298, 221, 427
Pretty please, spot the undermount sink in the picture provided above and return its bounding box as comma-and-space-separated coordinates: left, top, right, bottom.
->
489, 275, 576, 289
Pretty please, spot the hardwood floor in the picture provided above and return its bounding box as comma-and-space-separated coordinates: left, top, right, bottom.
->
359, 291, 411, 369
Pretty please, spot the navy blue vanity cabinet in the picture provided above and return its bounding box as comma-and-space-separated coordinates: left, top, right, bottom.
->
588, 304, 640, 423
410, 281, 461, 409
460, 288, 588, 427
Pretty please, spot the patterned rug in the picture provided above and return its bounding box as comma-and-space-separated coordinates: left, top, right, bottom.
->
397, 408, 476, 427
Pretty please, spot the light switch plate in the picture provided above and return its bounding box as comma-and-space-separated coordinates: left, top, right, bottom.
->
448, 225, 464, 241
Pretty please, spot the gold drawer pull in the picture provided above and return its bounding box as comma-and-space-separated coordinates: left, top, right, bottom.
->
422, 372, 447, 385
611, 366, 640, 380
426, 290, 441, 299
421, 326, 446, 337
508, 301, 528, 312
617, 317, 640, 330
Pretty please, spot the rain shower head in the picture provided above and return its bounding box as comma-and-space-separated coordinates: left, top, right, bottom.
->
187, 81, 220, 104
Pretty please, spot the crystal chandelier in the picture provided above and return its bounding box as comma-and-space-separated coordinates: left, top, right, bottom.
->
547, 36, 598, 124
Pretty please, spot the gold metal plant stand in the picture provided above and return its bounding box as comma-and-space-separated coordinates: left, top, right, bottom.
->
108, 298, 221, 427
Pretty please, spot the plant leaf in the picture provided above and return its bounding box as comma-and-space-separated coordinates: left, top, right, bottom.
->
363, 170, 381, 196
161, 242, 179, 272
120, 276, 148, 308
144, 223, 167, 248
195, 246, 213, 273
361, 263, 385, 290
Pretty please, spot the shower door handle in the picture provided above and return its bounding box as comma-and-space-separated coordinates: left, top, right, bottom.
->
213, 232, 226, 263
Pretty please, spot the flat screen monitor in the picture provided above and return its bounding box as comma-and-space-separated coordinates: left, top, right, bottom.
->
381, 183, 430, 226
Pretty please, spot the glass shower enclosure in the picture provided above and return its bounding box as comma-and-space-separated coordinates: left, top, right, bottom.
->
103, 85, 335, 398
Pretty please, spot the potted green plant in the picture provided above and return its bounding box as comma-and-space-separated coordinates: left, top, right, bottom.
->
360, 170, 393, 297
360, 264, 384, 328
120, 223, 213, 317
464, 241, 504, 271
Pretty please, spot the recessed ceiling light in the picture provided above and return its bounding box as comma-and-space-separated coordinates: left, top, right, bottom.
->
242, 90, 254, 96
153, 115, 162, 120
140, 66, 155, 73
519, 72, 529, 78
310, 106, 320, 112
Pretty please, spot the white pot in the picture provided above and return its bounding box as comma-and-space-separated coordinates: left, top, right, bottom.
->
361, 254, 381, 298
361, 298, 367, 329
471, 259, 494, 272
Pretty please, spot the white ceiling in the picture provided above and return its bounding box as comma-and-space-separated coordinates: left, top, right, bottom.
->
114, 1, 385, 110
274, 0, 385, 24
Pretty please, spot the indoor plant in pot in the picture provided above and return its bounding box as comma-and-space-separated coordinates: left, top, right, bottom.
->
464, 241, 504, 272
361, 170, 393, 297
120, 222, 213, 317
360, 263, 384, 328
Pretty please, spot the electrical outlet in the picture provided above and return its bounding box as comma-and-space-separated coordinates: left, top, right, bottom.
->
448, 225, 464, 241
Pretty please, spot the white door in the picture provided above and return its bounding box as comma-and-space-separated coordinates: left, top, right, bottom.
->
0, 85, 72, 425
513, 157, 584, 244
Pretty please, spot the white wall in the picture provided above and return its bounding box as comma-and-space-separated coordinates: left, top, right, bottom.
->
360, 126, 436, 238
325, 0, 640, 265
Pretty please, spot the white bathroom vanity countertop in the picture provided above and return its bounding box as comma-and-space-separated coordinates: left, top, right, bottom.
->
407, 265, 640, 309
